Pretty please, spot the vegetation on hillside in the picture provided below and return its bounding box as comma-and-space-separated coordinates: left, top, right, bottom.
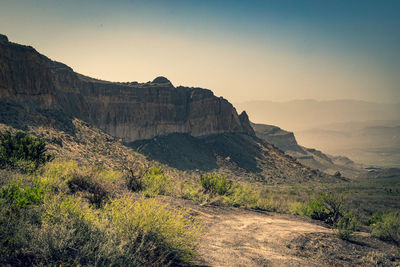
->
0, 130, 54, 172
0, 130, 399, 266
0, 131, 201, 266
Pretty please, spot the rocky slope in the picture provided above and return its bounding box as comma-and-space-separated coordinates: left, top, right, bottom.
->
0, 34, 334, 182
0, 34, 253, 142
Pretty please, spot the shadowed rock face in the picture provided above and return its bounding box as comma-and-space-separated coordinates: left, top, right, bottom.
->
0, 34, 254, 141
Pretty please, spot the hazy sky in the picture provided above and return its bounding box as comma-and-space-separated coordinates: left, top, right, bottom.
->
1, 0, 399, 103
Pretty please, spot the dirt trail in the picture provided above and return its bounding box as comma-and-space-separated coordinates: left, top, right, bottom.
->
158, 197, 400, 267
190, 205, 329, 266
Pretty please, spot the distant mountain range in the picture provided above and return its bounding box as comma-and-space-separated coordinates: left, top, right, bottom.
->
237, 100, 400, 168
235, 99, 400, 131
296, 120, 400, 168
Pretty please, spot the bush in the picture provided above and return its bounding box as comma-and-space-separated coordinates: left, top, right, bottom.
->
371, 211, 400, 245
0, 130, 54, 172
200, 173, 232, 196
125, 167, 143, 192
67, 173, 109, 208
141, 167, 172, 197
336, 211, 359, 240
0, 179, 45, 209
225, 183, 259, 208
302, 192, 345, 225
36, 194, 107, 265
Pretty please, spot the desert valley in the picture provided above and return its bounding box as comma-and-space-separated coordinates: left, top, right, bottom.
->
1, 1, 400, 266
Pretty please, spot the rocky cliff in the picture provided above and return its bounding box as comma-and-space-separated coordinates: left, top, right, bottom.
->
251, 122, 301, 152
0, 34, 254, 141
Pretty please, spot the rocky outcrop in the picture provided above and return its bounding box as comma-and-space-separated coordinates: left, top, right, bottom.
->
251, 122, 300, 152
0, 34, 254, 141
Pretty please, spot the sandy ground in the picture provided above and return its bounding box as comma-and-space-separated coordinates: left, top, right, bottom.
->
164, 197, 400, 267
191, 205, 330, 266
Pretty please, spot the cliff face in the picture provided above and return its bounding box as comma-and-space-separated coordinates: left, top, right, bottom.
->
251, 122, 300, 152
0, 34, 254, 141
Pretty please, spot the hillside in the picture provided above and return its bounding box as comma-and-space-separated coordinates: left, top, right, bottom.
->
0, 34, 329, 183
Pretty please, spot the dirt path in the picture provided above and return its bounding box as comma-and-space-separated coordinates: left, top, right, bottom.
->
190, 205, 329, 266
164, 197, 400, 266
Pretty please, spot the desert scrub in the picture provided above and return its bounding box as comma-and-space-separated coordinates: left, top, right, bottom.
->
200, 173, 232, 196
0, 178, 45, 209
40, 161, 121, 207
141, 166, 172, 197
104, 196, 202, 264
294, 191, 359, 239
371, 211, 400, 245
181, 182, 210, 204
0, 175, 202, 266
335, 211, 359, 240
0, 177, 47, 264
0, 130, 54, 172
225, 183, 259, 208
299, 192, 346, 225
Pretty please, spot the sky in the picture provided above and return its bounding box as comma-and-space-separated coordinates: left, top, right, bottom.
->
1, 0, 399, 103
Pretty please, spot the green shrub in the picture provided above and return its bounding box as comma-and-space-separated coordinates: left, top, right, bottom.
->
142, 167, 172, 197
302, 192, 346, 225
181, 183, 209, 204
200, 173, 232, 196
36, 194, 107, 265
336, 211, 359, 240
368, 211, 383, 225
0, 179, 45, 209
302, 199, 327, 220
225, 183, 259, 208
371, 211, 400, 245
1, 184, 202, 266
0, 130, 54, 172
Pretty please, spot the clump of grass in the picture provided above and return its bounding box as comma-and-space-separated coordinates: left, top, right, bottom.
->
105, 196, 202, 264
183, 173, 268, 210
141, 166, 172, 197
124, 166, 172, 197
225, 183, 259, 208
40, 161, 123, 207
200, 173, 232, 196
371, 211, 400, 245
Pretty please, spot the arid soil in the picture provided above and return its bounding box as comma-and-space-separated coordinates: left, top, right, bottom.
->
165, 197, 400, 267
